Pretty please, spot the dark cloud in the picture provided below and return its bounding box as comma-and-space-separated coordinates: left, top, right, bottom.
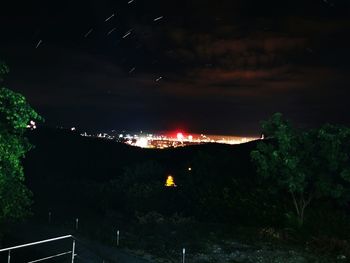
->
0, 0, 350, 134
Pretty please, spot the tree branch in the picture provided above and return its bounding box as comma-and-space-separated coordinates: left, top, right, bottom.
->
291, 191, 300, 216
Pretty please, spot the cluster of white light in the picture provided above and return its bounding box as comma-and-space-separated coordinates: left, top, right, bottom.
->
125, 134, 259, 148
135, 137, 148, 148
27, 120, 37, 130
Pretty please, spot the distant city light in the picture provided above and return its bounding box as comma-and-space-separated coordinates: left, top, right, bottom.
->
135, 137, 148, 148
79, 130, 259, 149
177, 132, 184, 141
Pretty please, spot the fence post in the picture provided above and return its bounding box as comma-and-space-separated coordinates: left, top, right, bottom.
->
7, 250, 10, 263
71, 239, 76, 263
116, 230, 120, 246
75, 218, 79, 231
182, 248, 185, 263
48, 212, 51, 224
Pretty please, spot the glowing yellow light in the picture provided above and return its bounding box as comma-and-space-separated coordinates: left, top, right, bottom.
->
188, 167, 192, 171
165, 175, 177, 187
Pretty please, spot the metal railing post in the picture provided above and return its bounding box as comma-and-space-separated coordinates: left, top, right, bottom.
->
71, 239, 76, 263
0, 235, 74, 263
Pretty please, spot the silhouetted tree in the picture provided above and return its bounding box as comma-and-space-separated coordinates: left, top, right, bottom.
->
251, 113, 350, 226
0, 61, 41, 225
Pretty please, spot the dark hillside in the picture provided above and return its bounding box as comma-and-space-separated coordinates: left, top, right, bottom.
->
25, 128, 148, 182
23, 127, 263, 224
24, 127, 257, 182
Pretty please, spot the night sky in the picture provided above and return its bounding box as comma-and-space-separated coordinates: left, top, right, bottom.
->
1, 0, 350, 135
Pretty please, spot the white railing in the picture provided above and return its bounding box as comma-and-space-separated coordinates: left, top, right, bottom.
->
0, 235, 76, 263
